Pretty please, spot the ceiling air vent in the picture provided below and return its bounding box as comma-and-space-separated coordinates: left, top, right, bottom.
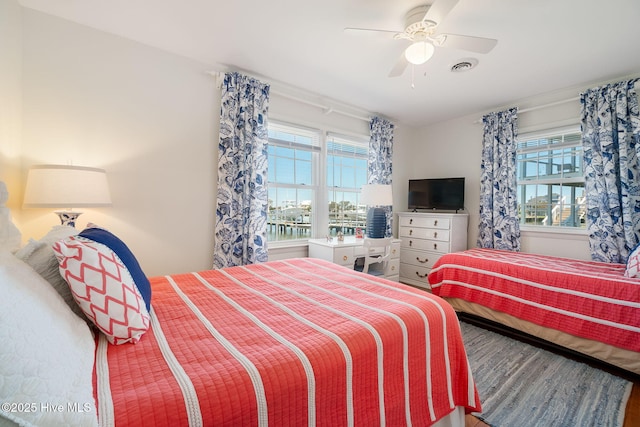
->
450, 58, 478, 72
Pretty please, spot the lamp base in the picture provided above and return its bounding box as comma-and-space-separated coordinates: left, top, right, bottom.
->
366, 207, 387, 238
54, 210, 83, 228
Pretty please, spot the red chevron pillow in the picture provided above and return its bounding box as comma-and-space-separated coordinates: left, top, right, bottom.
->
53, 225, 151, 345
625, 243, 640, 278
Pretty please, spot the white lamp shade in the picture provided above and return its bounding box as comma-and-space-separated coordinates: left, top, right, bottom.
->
360, 184, 393, 206
404, 41, 435, 65
23, 165, 112, 208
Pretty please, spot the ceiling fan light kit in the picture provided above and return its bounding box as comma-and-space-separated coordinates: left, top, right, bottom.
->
405, 41, 435, 65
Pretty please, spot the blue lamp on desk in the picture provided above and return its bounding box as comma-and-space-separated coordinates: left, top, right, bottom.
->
360, 184, 392, 238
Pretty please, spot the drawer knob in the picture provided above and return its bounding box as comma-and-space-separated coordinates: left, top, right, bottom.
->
391, 266, 396, 271
433, 243, 438, 250
392, 248, 397, 254
434, 220, 438, 226
416, 257, 428, 264
416, 271, 428, 279
409, 229, 413, 236
409, 218, 413, 224
409, 240, 413, 247
343, 255, 348, 261
433, 231, 438, 238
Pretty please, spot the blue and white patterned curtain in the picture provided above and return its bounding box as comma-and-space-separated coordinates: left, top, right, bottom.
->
213, 72, 270, 268
368, 116, 395, 237
580, 79, 640, 263
477, 107, 521, 251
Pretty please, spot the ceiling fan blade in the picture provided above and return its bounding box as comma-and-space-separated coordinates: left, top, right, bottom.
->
388, 55, 409, 77
438, 33, 498, 53
423, 0, 460, 24
344, 27, 400, 37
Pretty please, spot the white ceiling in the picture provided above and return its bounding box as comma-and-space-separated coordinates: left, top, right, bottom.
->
18, 0, 640, 127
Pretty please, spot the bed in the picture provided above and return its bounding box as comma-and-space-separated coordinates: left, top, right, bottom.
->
0, 211, 480, 426
427, 248, 640, 376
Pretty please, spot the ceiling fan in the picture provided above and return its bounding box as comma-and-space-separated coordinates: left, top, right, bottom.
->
344, 0, 498, 77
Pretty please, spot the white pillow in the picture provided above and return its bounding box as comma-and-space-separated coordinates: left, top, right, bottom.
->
0, 182, 21, 254
15, 226, 88, 322
0, 250, 98, 427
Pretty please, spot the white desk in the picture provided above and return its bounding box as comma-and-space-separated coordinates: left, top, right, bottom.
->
307, 236, 401, 281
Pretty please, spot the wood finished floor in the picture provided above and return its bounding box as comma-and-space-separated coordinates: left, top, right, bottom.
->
623, 382, 640, 427
465, 414, 490, 427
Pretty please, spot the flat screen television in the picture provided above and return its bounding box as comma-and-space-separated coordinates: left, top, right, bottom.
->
408, 177, 465, 211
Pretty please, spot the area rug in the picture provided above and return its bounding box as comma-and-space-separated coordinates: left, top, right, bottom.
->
460, 321, 633, 427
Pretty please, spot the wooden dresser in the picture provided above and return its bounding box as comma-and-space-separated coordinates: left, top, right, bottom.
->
397, 212, 468, 290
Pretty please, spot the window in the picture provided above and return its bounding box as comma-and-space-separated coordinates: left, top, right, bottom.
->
516, 126, 585, 228
327, 134, 369, 236
267, 121, 368, 242
267, 122, 319, 242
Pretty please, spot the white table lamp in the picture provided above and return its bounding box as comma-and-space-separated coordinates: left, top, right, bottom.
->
360, 184, 392, 238
23, 165, 112, 227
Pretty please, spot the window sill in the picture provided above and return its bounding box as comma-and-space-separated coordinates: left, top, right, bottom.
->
520, 225, 587, 237
268, 240, 310, 250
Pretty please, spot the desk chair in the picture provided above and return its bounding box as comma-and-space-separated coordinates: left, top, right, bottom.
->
355, 237, 392, 276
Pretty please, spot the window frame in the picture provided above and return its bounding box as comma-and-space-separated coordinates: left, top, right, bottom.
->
267, 120, 369, 245
267, 121, 321, 243
325, 132, 369, 237
516, 125, 587, 232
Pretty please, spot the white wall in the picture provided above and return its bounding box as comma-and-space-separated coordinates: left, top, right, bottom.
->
13, 7, 398, 275
20, 8, 218, 276
391, 124, 421, 237
0, 0, 23, 213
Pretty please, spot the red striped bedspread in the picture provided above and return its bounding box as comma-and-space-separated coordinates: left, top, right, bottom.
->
428, 248, 640, 352
94, 257, 480, 426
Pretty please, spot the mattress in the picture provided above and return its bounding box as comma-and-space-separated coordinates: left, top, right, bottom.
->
94, 258, 480, 426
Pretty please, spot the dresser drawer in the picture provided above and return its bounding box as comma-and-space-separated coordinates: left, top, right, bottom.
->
390, 241, 401, 259
333, 247, 356, 267
399, 216, 451, 229
400, 248, 444, 268
399, 263, 432, 286
385, 258, 400, 276
399, 226, 450, 242
401, 237, 450, 254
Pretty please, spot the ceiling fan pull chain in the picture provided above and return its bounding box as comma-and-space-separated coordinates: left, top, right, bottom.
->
411, 65, 415, 89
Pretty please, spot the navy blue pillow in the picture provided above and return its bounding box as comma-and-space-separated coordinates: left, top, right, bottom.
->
78, 226, 152, 311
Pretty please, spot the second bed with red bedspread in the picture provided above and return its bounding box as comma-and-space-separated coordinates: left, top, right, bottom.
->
428, 248, 640, 374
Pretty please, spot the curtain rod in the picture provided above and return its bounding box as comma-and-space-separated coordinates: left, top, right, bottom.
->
519, 96, 580, 114
475, 78, 640, 124
474, 96, 580, 124
208, 71, 371, 123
